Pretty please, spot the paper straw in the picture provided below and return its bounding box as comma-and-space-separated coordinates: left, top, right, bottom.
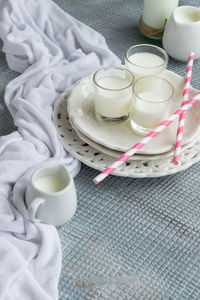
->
173, 52, 195, 164
93, 94, 200, 184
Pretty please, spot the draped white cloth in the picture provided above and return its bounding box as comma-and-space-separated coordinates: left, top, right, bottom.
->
0, 0, 119, 298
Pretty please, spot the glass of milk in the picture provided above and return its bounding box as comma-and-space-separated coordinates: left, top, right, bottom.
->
124, 44, 168, 80
93, 66, 134, 124
131, 76, 174, 136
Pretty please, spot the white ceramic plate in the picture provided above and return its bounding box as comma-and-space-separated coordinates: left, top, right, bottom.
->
69, 118, 198, 161
67, 70, 200, 155
53, 87, 200, 178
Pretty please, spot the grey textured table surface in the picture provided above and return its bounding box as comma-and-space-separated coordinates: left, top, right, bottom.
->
1, 0, 200, 299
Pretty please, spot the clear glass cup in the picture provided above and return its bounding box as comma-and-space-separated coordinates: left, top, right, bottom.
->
131, 76, 174, 136
93, 66, 134, 124
124, 44, 168, 80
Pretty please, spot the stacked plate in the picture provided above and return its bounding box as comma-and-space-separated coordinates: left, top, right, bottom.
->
53, 70, 200, 178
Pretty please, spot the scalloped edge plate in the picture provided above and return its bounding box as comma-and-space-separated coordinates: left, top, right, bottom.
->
53, 84, 200, 178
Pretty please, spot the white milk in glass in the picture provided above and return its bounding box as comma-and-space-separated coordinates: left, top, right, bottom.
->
132, 91, 170, 129
131, 76, 173, 135
126, 52, 164, 79
94, 76, 132, 119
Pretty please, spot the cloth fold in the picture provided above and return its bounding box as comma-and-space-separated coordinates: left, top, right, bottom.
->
0, 0, 120, 298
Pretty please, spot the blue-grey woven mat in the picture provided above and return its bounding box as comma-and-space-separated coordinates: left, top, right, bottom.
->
1, 0, 200, 299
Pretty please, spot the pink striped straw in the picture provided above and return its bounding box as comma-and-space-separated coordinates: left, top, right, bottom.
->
93, 94, 200, 184
173, 52, 195, 164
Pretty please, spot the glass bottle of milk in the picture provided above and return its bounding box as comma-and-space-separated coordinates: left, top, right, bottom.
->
140, 0, 179, 40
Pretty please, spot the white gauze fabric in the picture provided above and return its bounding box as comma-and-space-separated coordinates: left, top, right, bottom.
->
0, 0, 120, 299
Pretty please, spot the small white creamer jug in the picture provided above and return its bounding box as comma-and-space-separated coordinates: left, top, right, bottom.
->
25, 164, 77, 226
163, 6, 200, 61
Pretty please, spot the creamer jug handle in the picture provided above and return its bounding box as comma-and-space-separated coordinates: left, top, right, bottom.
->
28, 197, 45, 222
